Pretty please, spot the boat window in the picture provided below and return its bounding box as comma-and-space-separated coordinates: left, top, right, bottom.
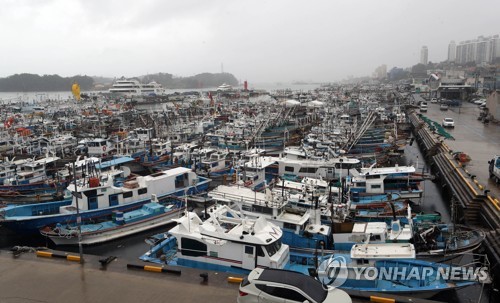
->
242, 205, 252, 212
299, 167, 317, 173
264, 239, 282, 257
244, 246, 254, 255
284, 166, 294, 172
371, 185, 381, 189
180, 238, 207, 257
253, 205, 273, 215
366, 174, 380, 179
283, 222, 296, 230
123, 191, 133, 198
256, 246, 265, 257
138, 188, 147, 195
83, 189, 97, 197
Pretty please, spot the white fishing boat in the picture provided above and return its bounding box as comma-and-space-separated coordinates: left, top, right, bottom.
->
207, 184, 332, 250
349, 163, 424, 201
262, 154, 360, 181
140, 204, 290, 274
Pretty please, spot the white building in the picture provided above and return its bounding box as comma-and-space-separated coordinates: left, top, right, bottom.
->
420, 46, 428, 65
456, 35, 500, 64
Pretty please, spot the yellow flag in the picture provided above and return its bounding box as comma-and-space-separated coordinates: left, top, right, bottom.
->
72, 82, 81, 101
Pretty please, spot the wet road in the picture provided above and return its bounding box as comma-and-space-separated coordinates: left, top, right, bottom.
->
414, 96, 500, 198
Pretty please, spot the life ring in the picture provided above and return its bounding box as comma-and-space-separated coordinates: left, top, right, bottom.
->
103, 146, 107, 152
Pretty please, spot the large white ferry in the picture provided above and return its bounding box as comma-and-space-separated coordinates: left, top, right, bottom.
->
108, 78, 165, 96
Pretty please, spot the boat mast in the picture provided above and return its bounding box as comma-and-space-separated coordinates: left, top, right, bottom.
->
73, 162, 84, 264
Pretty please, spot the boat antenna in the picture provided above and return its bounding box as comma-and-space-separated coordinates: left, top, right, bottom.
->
184, 190, 190, 232
72, 161, 84, 264
389, 202, 396, 221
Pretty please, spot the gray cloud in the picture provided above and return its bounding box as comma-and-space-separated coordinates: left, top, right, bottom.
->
0, 0, 498, 83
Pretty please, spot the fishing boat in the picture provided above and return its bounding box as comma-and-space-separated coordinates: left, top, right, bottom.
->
315, 242, 484, 299
350, 200, 410, 222
348, 163, 424, 201
39, 195, 185, 245
198, 149, 231, 176
207, 185, 332, 250
264, 154, 360, 182
0, 157, 30, 183
334, 206, 485, 260
0, 188, 68, 204
0, 155, 61, 191
237, 155, 276, 191
411, 223, 486, 260
0, 160, 210, 234
140, 204, 290, 274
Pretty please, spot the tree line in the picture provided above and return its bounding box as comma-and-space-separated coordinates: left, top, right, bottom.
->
0, 74, 94, 92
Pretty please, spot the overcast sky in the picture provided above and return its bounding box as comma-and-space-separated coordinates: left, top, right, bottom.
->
1, 0, 498, 84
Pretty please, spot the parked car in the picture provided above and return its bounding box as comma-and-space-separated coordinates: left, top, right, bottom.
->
431, 98, 438, 103
419, 104, 428, 112
237, 268, 352, 303
442, 117, 455, 128
474, 99, 486, 105
440, 104, 449, 111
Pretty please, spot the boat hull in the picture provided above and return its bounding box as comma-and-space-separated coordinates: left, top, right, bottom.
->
0, 178, 209, 234
41, 207, 183, 245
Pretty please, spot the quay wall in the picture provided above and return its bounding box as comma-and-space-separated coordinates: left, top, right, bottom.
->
408, 111, 500, 282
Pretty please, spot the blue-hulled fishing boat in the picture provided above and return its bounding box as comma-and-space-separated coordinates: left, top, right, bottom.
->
316, 242, 486, 298
0, 159, 210, 234
40, 196, 185, 245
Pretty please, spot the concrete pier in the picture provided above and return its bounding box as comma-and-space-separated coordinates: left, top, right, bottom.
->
408, 98, 500, 284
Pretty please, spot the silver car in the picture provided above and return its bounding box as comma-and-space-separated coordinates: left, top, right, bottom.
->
237, 268, 352, 303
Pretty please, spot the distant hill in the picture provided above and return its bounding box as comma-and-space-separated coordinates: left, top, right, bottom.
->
0, 74, 94, 92
140, 72, 239, 89
0, 72, 240, 92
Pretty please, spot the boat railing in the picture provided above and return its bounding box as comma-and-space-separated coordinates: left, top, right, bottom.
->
209, 191, 286, 208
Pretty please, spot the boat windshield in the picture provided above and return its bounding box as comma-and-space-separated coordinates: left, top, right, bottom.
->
264, 239, 282, 256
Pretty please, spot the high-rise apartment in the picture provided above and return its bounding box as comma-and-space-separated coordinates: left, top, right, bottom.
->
448, 41, 456, 62
456, 35, 500, 64
420, 46, 428, 65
